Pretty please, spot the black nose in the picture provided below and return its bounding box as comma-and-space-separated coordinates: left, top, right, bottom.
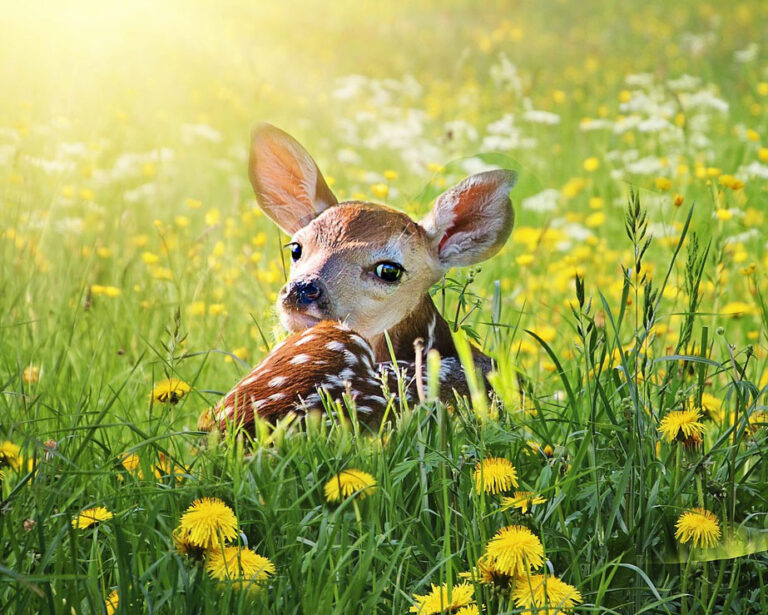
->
295, 280, 322, 305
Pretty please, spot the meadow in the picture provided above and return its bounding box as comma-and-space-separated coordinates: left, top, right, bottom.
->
1, 0, 768, 612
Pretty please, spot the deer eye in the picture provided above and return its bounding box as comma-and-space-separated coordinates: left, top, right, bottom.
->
286, 242, 302, 261
374, 261, 404, 283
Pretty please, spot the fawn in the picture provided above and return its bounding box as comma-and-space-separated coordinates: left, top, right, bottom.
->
199, 123, 516, 433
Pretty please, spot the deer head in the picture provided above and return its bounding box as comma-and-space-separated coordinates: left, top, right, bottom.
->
249, 123, 516, 345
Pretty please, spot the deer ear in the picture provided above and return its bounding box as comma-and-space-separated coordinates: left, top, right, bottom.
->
421, 169, 516, 269
248, 123, 338, 234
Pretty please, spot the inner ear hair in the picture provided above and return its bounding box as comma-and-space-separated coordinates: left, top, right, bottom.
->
422, 169, 516, 269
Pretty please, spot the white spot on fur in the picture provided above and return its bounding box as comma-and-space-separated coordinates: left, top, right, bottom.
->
325, 340, 346, 352
267, 393, 285, 402
356, 405, 374, 414
343, 350, 359, 366
335, 322, 352, 332
294, 334, 316, 346
339, 368, 355, 382
268, 376, 287, 388
290, 354, 311, 365
240, 374, 257, 387
323, 376, 344, 389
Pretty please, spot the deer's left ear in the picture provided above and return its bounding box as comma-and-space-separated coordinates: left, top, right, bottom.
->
420, 169, 516, 269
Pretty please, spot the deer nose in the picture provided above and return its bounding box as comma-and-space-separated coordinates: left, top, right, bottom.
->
294, 280, 323, 305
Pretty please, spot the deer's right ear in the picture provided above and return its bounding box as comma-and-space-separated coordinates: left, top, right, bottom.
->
421, 169, 516, 270
248, 123, 338, 234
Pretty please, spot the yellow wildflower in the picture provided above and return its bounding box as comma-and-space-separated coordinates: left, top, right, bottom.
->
721, 301, 753, 317
179, 497, 238, 550
718, 174, 744, 190
206, 546, 275, 590
324, 469, 377, 502
697, 393, 723, 423
0, 441, 22, 471
658, 409, 704, 443
500, 491, 547, 514
71, 506, 113, 529
484, 525, 544, 576
90, 285, 122, 298
104, 590, 119, 615
675, 508, 721, 548
23, 365, 40, 384
512, 574, 582, 612
150, 378, 191, 404
474, 457, 518, 495
409, 582, 475, 614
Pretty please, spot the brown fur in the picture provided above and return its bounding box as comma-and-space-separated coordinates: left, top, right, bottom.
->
207, 321, 401, 432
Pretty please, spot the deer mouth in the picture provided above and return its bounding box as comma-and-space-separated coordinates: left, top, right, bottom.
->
279, 306, 326, 332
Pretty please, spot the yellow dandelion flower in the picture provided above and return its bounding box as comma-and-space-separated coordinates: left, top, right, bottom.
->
23, 365, 40, 384
172, 526, 207, 560
675, 508, 721, 548
153, 453, 186, 483
324, 469, 377, 502
474, 457, 518, 495
205, 208, 220, 225
71, 506, 113, 529
460, 556, 515, 589
454, 606, 480, 615
697, 393, 724, 423
500, 491, 547, 514
371, 183, 389, 200
718, 174, 744, 191
715, 209, 733, 221
206, 546, 275, 590
516, 253, 535, 266
582, 157, 600, 172
104, 589, 119, 615
484, 525, 544, 576
654, 177, 672, 191
747, 410, 768, 436
658, 409, 704, 443
526, 441, 554, 459
512, 574, 582, 612
142, 251, 160, 265
90, 284, 122, 298
0, 441, 22, 471
409, 582, 475, 614
150, 378, 191, 404
179, 497, 238, 549
119, 452, 144, 478
720, 301, 753, 317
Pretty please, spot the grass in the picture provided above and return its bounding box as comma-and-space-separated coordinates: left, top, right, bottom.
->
2, 0, 768, 612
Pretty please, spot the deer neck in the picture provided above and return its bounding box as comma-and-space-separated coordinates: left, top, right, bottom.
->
369, 294, 456, 363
